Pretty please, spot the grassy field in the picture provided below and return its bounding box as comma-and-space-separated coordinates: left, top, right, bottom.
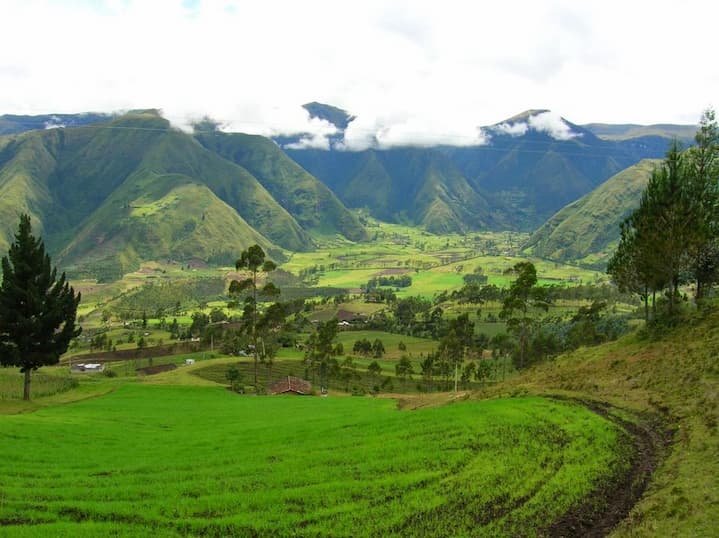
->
0, 368, 78, 400
0, 384, 628, 537
476, 307, 719, 537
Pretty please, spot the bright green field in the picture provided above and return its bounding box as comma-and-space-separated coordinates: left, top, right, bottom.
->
0, 384, 628, 537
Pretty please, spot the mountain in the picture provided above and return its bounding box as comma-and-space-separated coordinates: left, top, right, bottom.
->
303, 102, 355, 130
0, 112, 113, 135
442, 112, 629, 228
285, 147, 507, 233
0, 111, 365, 280
522, 159, 658, 267
583, 123, 696, 142
194, 131, 367, 241
279, 106, 681, 231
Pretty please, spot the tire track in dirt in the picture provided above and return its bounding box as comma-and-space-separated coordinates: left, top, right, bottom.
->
546, 397, 672, 538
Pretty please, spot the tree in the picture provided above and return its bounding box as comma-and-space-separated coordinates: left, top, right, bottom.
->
499, 262, 549, 369
437, 313, 474, 391
608, 111, 719, 314
372, 338, 385, 358
229, 245, 278, 391
395, 355, 414, 385
353, 338, 372, 356
367, 360, 382, 379
685, 108, 719, 299
0, 215, 81, 400
225, 364, 243, 392
304, 318, 339, 389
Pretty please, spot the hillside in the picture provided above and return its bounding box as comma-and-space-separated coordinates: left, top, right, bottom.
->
286, 147, 507, 233
478, 308, 719, 537
0, 112, 368, 280
282, 107, 676, 231
0, 112, 112, 135
523, 159, 658, 267
194, 131, 368, 241
583, 122, 696, 142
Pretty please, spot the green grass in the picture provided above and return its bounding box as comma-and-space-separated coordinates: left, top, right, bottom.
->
479, 306, 719, 537
0, 368, 78, 400
523, 160, 657, 267
0, 384, 627, 537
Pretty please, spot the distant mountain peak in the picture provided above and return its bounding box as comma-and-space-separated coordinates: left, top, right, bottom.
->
489, 109, 587, 141
500, 109, 551, 124
302, 102, 356, 130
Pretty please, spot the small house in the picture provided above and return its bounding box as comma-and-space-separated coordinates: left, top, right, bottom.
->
268, 376, 312, 395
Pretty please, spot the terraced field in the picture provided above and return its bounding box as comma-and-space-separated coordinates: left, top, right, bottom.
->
0, 384, 630, 537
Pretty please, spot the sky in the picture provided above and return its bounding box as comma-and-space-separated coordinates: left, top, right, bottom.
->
1, 0, 718, 149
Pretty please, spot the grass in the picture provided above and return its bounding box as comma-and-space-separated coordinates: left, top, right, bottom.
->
475, 306, 719, 537
0, 384, 627, 537
0, 368, 78, 400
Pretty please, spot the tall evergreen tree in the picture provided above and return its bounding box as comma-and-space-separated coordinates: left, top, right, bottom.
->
0, 215, 81, 400
685, 108, 719, 299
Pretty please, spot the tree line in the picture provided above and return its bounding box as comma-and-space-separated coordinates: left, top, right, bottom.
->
608, 109, 719, 322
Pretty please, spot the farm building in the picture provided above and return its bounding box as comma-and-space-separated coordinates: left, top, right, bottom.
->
268, 376, 312, 395
71, 363, 104, 373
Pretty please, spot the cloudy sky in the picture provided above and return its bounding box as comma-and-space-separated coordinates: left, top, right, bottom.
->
1, 0, 717, 147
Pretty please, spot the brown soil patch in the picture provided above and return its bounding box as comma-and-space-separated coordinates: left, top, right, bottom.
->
376, 268, 412, 276
136, 363, 177, 376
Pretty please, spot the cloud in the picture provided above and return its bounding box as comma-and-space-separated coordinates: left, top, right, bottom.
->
43, 115, 65, 129
528, 111, 581, 141
493, 122, 529, 137
0, 0, 716, 139
332, 108, 490, 151
284, 133, 332, 151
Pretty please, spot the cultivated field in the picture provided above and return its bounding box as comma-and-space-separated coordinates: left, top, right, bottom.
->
0, 384, 628, 537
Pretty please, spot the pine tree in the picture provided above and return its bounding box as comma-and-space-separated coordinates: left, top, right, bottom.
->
0, 215, 81, 400
685, 108, 719, 299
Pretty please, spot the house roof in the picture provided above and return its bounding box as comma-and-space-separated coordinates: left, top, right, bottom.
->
268, 376, 312, 395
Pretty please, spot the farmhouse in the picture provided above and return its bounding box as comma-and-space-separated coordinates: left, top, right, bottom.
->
71, 363, 104, 373
268, 376, 312, 395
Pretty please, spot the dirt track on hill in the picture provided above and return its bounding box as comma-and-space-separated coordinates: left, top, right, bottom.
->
546, 398, 672, 538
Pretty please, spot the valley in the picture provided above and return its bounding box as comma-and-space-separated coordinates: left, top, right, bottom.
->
0, 107, 716, 537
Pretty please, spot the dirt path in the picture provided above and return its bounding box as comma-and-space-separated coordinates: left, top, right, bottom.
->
546, 397, 672, 537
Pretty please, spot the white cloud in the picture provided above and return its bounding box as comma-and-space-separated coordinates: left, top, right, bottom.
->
284, 134, 332, 151
494, 122, 529, 137
0, 0, 717, 143
528, 111, 581, 141
43, 115, 65, 129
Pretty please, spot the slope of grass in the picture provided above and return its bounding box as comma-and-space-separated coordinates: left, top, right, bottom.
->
58, 171, 281, 280
195, 132, 368, 241
524, 159, 658, 267
0, 384, 628, 537
477, 307, 719, 537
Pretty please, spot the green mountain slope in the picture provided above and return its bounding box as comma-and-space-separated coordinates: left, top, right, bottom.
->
129, 126, 311, 251
57, 171, 279, 281
0, 112, 324, 279
195, 132, 367, 241
284, 106, 678, 232
523, 159, 658, 267
287, 147, 504, 233
0, 132, 56, 253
